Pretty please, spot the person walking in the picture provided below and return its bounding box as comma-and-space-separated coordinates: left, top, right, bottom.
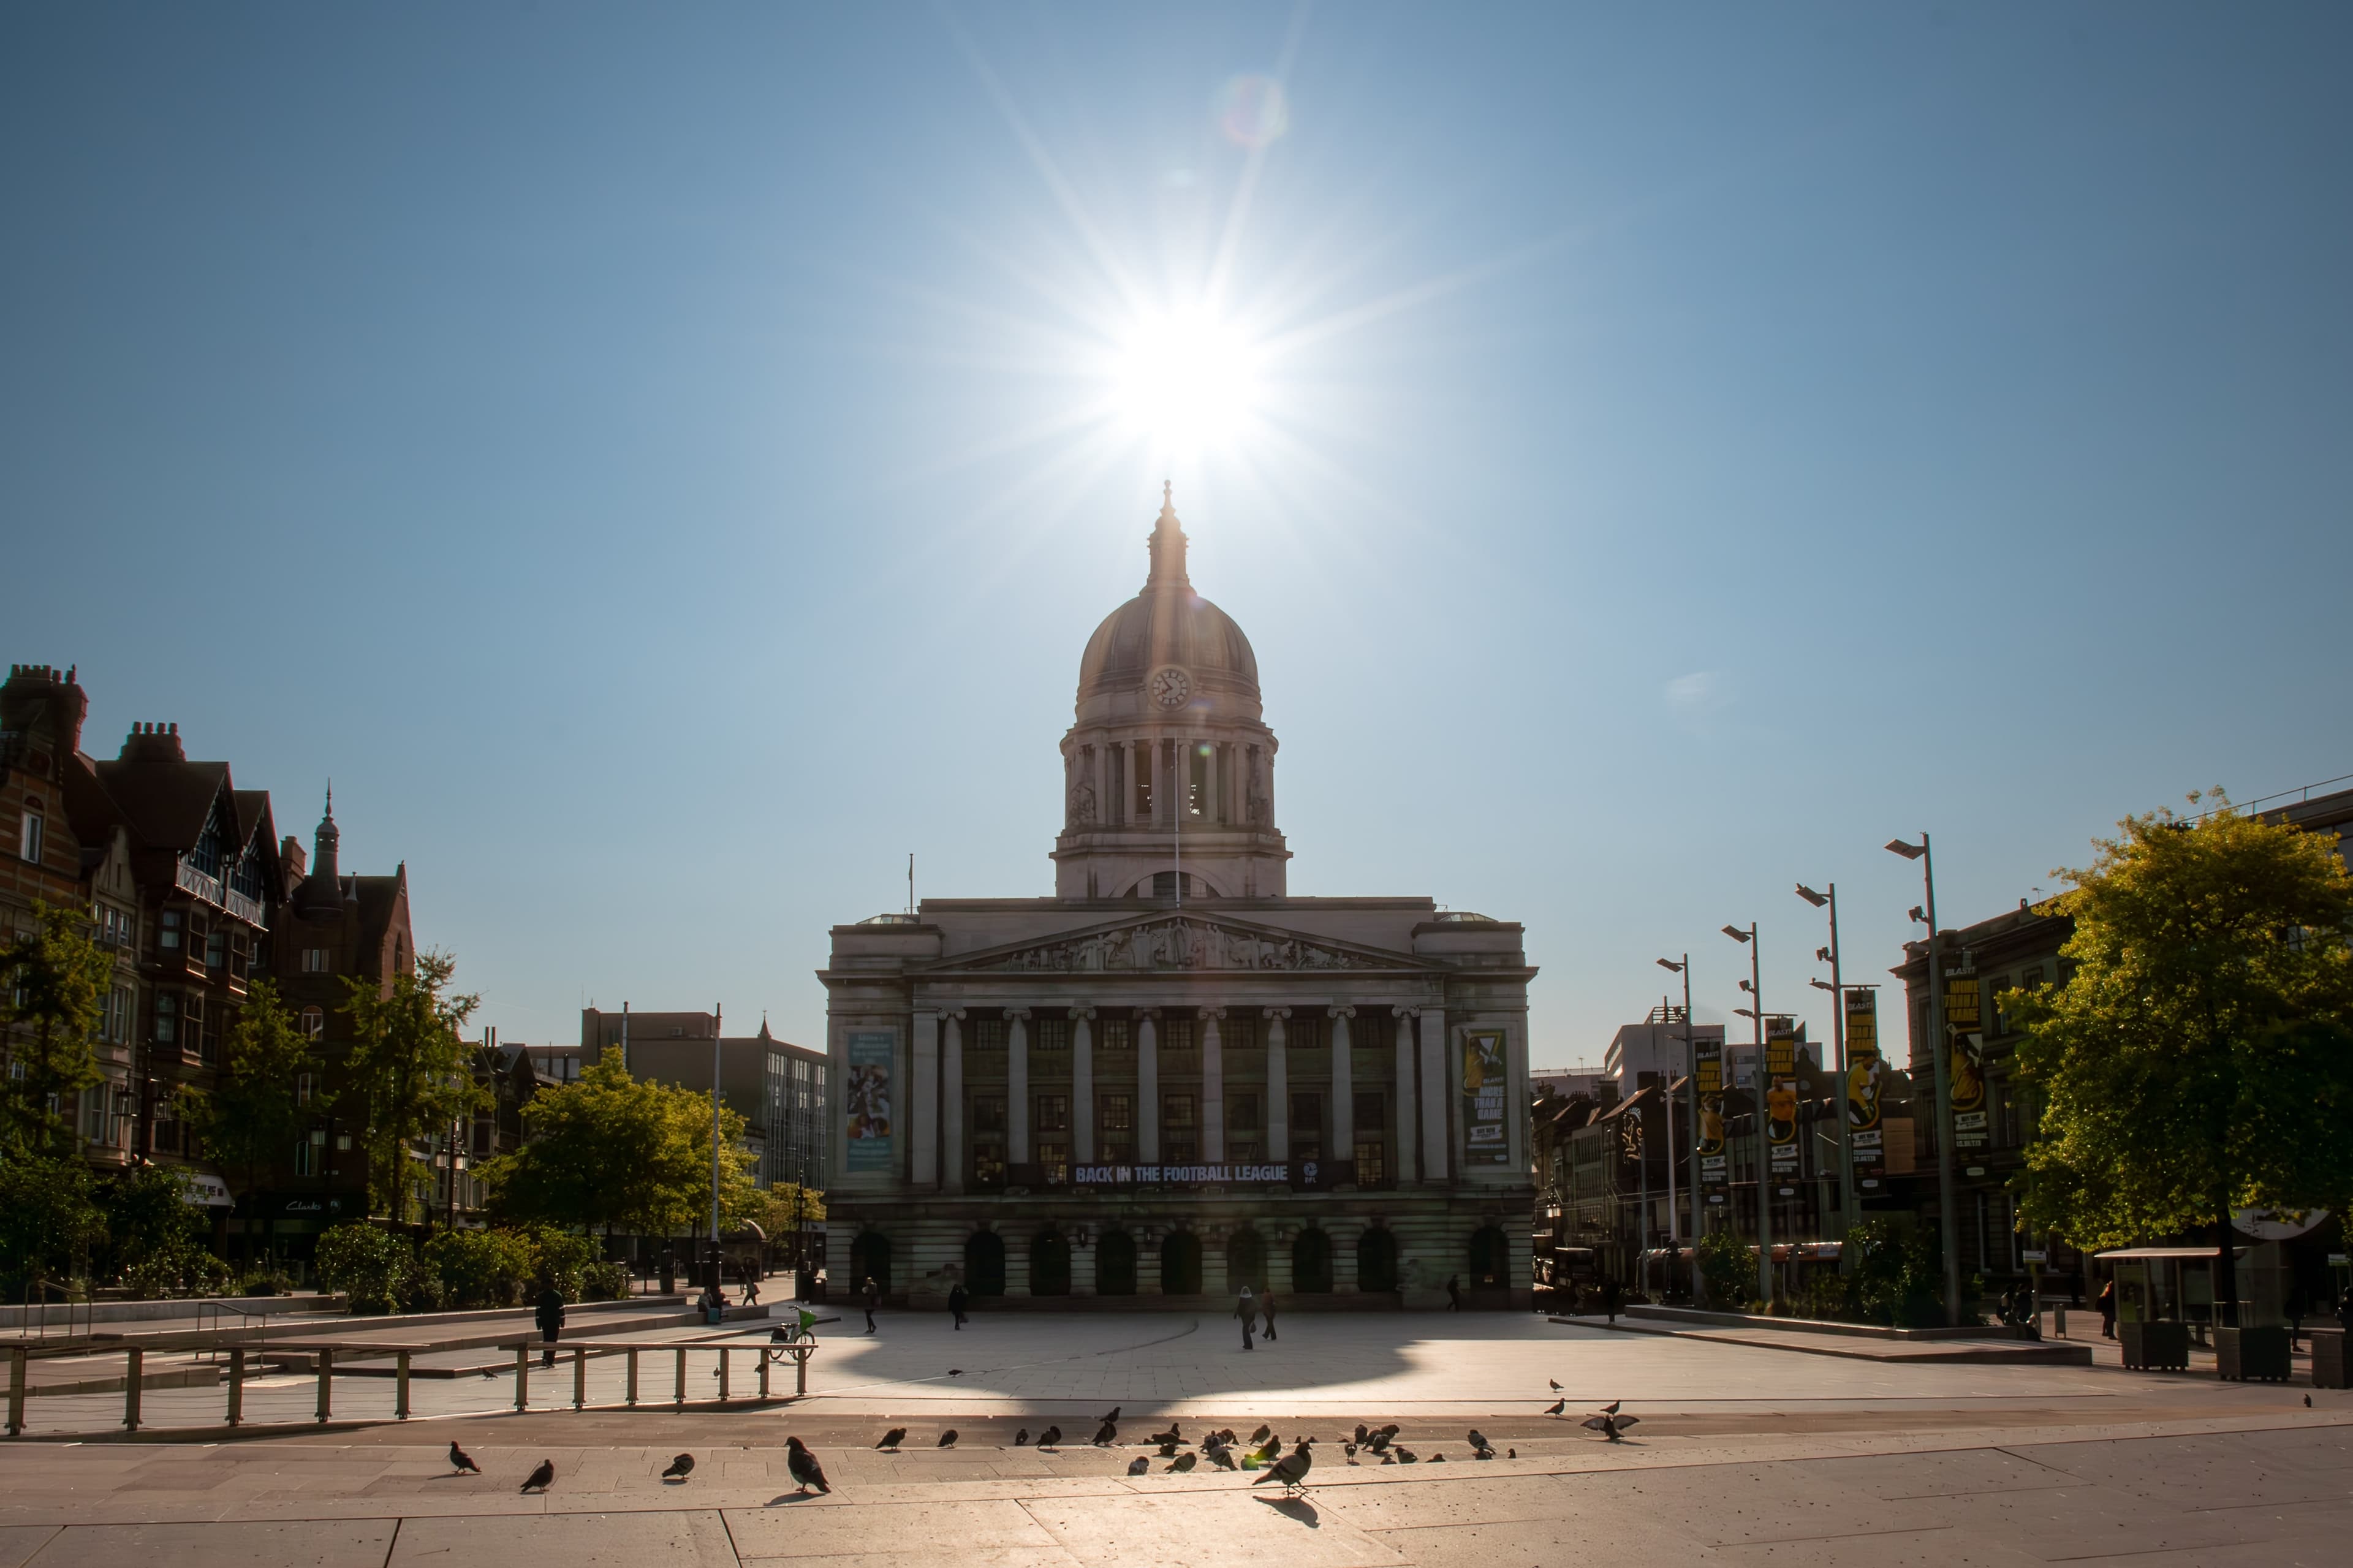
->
2097, 1278, 2117, 1339
1602, 1276, 1622, 1325
1235, 1286, 1256, 1350
862, 1275, 881, 1334
1259, 1287, 1279, 1343
1445, 1274, 1463, 1312
743, 1265, 762, 1307
535, 1284, 566, 1368
949, 1281, 970, 1330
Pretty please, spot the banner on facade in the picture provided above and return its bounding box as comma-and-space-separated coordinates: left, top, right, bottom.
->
1461, 1028, 1510, 1166
1072, 1161, 1303, 1187
1696, 1036, 1727, 1202
1943, 973, 1987, 1150
1765, 1018, 1800, 1176
1844, 988, 1884, 1176
844, 1029, 896, 1172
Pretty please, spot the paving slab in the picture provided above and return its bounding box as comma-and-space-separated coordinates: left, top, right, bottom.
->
390, 1508, 737, 1567
20, 1520, 396, 1568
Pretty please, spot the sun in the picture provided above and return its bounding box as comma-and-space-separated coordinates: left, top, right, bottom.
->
1107, 308, 1264, 459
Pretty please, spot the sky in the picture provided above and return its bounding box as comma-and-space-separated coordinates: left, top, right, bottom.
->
4, 4, 2348, 1067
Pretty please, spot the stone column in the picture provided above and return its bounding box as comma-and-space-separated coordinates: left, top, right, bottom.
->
1071, 1007, 1096, 1165
1093, 744, 1110, 832
1136, 1229, 1163, 1295
1071, 1230, 1097, 1297
1419, 1006, 1449, 1185
1200, 1007, 1226, 1164
1330, 1219, 1361, 1293
1007, 1009, 1032, 1167
1137, 1010, 1161, 1162
942, 1010, 966, 1194
1003, 1227, 1031, 1298
1264, 1007, 1291, 1163
1393, 1007, 1420, 1185
1329, 1006, 1355, 1173
912, 1008, 940, 1188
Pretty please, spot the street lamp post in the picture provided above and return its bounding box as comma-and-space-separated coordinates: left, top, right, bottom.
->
1723, 922, 1771, 1309
1796, 883, 1859, 1249
1887, 835, 1961, 1326
710, 1002, 724, 1292
1656, 955, 1699, 1303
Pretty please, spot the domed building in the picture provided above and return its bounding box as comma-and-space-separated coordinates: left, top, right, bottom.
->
821, 490, 1534, 1308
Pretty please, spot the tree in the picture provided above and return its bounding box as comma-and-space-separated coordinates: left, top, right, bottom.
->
189, 982, 325, 1219
1, 901, 111, 1156
339, 950, 487, 1221
0, 1154, 104, 1297
93, 1164, 231, 1298
2010, 795, 2353, 1326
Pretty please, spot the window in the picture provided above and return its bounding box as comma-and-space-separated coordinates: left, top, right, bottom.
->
1036, 1094, 1069, 1134
103, 986, 132, 1044
301, 1006, 325, 1040
473, 1117, 492, 1156
1288, 1015, 1321, 1051
1224, 1016, 1257, 1052
294, 1137, 313, 1177
971, 1017, 1006, 1054
1290, 1091, 1322, 1131
17, 811, 42, 863
154, 993, 178, 1044
301, 948, 331, 974
1162, 1017, 1194, 1053
97, 906, 131, 947
1038, 1142, 1069, 1184
1098, 1093, 1133, 1132
1354, 1139, 1387, 1187
1163, 1093, 1195, 1128
335, 1132, 352, 1151
1034, 1017, 1069, 1053
205, 930, 226, 973
1101, 1018, 1130, 1051
296, 1073, 313, 1107
159, 910, 181, 951
1354, 1091, 1385, 1130
972, 1094, 1007, 1135
1227, 1093, 1261, 1131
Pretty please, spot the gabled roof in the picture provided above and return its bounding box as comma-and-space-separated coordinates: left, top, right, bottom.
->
91, 755, 231, 852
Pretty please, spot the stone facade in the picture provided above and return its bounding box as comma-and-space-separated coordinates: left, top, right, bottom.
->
822, 494, 1536, 1308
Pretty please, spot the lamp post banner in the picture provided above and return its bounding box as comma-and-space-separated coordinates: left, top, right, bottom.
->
1696, 1036, 1727, 1200
1765, 1018, 1800, 1177
1845, 988, 1884, 1178
1942, 974, 1987, 1151
845, 1029, 896, 1172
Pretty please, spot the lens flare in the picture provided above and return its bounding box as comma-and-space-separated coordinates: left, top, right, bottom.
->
1216, 75, 1289, 149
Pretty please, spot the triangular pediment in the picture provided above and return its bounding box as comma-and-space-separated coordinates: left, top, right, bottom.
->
920, 912, 1443, 976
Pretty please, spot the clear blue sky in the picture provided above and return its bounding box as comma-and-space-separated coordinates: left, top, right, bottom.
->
6, 5, 2347, 1065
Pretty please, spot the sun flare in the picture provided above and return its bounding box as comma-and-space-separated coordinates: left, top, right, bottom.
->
1107, 309, 1264, 458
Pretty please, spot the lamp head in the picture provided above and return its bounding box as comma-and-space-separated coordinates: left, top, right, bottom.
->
1815, 945, 1833, 963
1738, 978, 1752, 993
1722, 925, 1751, 943
1656, 958, 1684, 973
1809, 979, 1836, 993
1735, 1007, 1758, 1019
1909, 906, 1928, 925
1885, 838, 1927, 862
1795, 883, 1828, 908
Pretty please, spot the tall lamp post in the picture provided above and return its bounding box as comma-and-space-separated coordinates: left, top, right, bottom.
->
1886, 835, 1961, 1326
1795, 883, 1859, 1249
1722, 922, 1771, 1310
1656, 955, 1699, 1303
710, 1001, 724, 1292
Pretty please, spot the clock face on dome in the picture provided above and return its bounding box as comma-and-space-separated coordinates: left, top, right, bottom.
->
1149, 666, 1192, 708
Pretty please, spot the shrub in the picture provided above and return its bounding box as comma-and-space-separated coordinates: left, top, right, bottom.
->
1847, 1217, 1945, 1327
423, 1228, 536, 1309
237, 1267, 295, 1298
315, 1222, 414, 1314
580, 1260, 631, 1302
1696, 1226, 1754, 1310
520, 1227, 597, 1300
0, 1154, 104, 1298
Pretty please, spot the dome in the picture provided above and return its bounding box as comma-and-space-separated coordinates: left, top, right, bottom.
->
1075, 488, 1260, 703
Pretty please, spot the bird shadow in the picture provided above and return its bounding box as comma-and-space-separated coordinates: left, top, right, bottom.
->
763, 1493, 827, 1507
1253, 1494, 1321, 1527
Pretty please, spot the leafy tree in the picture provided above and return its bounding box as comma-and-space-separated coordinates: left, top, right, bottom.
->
340, 950, 487, 1221
1, 901, 111, 1156
2010, 795, 2353, 1325
92, 1164, 231, 1298
0, 1154, 104, 1296
314, 1221, 415, 1314
422, 1227, 535, 1308
188, 982, 324, 1216
1696, 1224, 1751, 1310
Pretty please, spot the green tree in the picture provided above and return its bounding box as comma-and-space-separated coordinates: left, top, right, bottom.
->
2010, 795, 2353, 1325
1, 901, 111, 1155
314, 1221, 416, 1314
340, 950, 487, 1221
188, 982, 325, 1218
92, 1164, 231, 1298
0, 1154, 105, 1297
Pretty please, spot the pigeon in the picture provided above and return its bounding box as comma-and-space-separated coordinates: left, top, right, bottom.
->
1353, 1422, 1370, 1445
1150, 1423, 1182, 1446
1101, 1406, 1122, 1423
2304, 1395, 2313, 1408
1380, 1452, 1395, 1464
1507, 1448, 1517, 1459
520, 1458, 555, 1493
786, 1436, 830, 1494
877, 1427, 907, 1449
1600, 1399, 1621, 1415
1168, 1452, 1197, 1473
938, 1430, 958, 1448
1252, 1434, 1283, 1463
662, 1453, 695, 1480
1343, 1442, 1358, 1463
448, 1442, 480, 1475
1550, 1378, 1563, 1390
1207, 1445, 1238, 1471
1467, 1428, 1488, 1452
1432, 1452, 1447, 1463
1251, 1439, 1314, 1495
1249, 1423, 1272, 1444
1126, 1456, 1150, 1475
1093, 1420, 1118, 1447
1474, 1445, 1495, 1461
1157, 1440, 1180, 1458
949, 1369, 964, 1377
1582, 1414, 1640, 1442
1038, 1425, 1063, 1449
1543, 1399, 1566, 1417
1014, 1428, 1030, 1446
1366, 1431, 1393, 1454
1394, 1446, 1418, 1464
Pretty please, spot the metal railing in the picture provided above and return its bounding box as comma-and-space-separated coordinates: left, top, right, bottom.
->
192, 1300, 274, 1361
7, 1282, 91, 1344
6, 1336, 819, 1437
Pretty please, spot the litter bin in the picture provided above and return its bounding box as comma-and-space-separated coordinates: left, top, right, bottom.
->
2311, 1330, 2348, 1390
2215, 1325, 2290, 1382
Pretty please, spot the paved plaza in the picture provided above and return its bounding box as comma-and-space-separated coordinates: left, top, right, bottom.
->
6, 1311, 2347, 1566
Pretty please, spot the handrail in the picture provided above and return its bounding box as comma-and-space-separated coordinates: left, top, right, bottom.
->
193, 1300, 273, 1362
8, 1281, 91, 1344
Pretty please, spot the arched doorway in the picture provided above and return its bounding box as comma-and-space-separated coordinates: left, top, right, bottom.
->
1096, 1228, 1137, 1295
1357, 1227, 1400, 1293
1161, 1230, 1203, 1295
850, 1231, 892, 1298
1031, 1228, 1072, 1297
1226, 1227, 1266, 1294
1292, 1228, 1333, 1293
1468, 1225, 1511, 1291
964, 1230, 1006, 1297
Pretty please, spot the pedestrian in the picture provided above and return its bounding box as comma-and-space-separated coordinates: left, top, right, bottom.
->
1259, 1287, 1278, 1342
536, 1283, 566, 1368
743, 1265, 762, 1308
1235, 1286, 1256, 1350
1602, 1276, 1622, 1325
863, 1275, 881, 1334
949, 1280, 970, 1330
1446, 1274, 1463, 1312
2097, 1278, 2116, 1339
